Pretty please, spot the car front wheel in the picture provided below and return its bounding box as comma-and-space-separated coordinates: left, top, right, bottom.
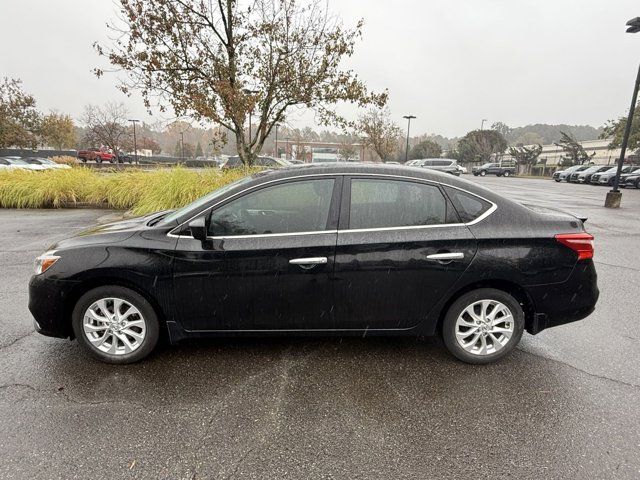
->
442, 288, 525, 364
72, 285, 160, 364
479, 170, 487, 177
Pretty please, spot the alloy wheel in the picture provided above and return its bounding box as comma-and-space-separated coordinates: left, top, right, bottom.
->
454, 299, 514, 356
82, 297, 147, 355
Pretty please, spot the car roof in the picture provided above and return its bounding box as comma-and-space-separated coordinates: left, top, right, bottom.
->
248, 162, 502, 200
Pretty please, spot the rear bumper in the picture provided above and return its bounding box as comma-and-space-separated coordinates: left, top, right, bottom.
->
28, 275, 79, 339
525, 260, 599, 334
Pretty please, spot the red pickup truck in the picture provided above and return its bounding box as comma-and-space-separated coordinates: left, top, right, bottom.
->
77, 149, 116, 163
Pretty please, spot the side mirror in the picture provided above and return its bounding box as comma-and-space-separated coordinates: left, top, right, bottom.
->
188, 217, 208, 243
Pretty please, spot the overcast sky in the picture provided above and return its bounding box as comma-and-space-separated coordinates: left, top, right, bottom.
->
1, 0, 639, 137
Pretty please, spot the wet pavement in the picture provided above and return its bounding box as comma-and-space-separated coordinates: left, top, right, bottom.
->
0, 177, 639, 479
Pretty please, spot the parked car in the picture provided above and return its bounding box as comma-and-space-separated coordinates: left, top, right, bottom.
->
77, 149, 116, 163
472, 163, 516, 177
29, 164, 598, 365
222, 155, 291, 169
0, 157, 47, 171
116, 152, 134, 164
621, 171, 640, 189
591, 165, 640, 186
404, 160, 422, 166
553, 165, 587, 182
417, 158, 461, 176
24, 157, 71, 170
457, 165, 468, 174
568, 165, 609, 183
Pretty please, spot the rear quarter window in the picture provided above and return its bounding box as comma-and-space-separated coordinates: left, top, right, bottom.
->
443, 186, 492, 223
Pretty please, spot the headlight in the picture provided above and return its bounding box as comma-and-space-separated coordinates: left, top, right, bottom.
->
34, 251, 60, 275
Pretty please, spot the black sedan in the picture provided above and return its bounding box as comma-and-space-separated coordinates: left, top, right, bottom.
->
29, 164, 598, 364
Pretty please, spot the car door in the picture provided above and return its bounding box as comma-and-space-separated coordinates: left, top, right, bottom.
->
333, 176, 478, 330
171, 176, 341, 331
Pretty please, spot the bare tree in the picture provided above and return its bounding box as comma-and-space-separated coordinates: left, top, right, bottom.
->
96, 0, 387, 165
357, 108, 402, 161
81, 102, 129, 155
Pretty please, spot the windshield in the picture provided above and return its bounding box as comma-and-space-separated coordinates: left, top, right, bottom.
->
8, 158, 28, 165
158, 175, 255, 226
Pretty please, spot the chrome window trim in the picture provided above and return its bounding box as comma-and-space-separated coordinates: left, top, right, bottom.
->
167, 172, 497, 239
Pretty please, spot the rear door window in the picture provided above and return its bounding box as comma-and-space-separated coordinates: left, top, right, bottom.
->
348, 179, 447, 229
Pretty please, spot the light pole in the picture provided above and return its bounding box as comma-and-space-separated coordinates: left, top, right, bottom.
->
274, 123, 280, 158
128, 119, 139, 164
481, 118, 488, 130
243, 88, 258, 144
285, 137, 290, 160
403, 115, 416, 162
605, 17, 640, 208
180, 131, 185, 160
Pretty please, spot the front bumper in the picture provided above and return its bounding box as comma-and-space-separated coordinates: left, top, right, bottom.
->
525, 260, 599, 334
28, 275, 80, 339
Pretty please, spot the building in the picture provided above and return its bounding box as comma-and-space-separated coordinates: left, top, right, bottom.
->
536, 139, 621, 166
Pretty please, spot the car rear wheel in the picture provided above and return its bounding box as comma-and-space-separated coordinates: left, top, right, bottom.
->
503, 171, 511, 177
635, 178, 640, 189
71, 286, 160, 364
442, 288, 524, 364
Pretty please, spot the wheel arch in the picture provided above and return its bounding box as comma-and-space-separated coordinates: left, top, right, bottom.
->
434, 279, 536, 335
63, 275, 169, 340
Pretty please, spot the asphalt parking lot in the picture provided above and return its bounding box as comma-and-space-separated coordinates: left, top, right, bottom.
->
0, 177, 639, 479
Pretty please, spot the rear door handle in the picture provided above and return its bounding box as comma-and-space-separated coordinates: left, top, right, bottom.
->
426, 252, 464, 261
289, 257, 328, 268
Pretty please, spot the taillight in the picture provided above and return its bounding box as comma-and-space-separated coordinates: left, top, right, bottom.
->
555, 233, 594, 260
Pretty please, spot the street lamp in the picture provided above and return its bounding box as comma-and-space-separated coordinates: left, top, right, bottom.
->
605, 17, 640, 208
274, 123, 280, 158
403, 115, 416, 162
128, 119, 139, 165
481, 118, 488, 130
180, 131, 185, 160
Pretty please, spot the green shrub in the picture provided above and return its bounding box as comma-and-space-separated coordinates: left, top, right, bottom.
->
0, 166, 257, 213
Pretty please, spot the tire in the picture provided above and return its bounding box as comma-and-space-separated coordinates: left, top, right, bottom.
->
95, 157, 102, 164
503, 171, 511, 177
554, 177, 561, 182
635, 178, 640, 189
608, 178, 615, 186
72, 285, 160, 364
80, 158, 87, 164
442, 288, 525, 365
479, 170, 487, 177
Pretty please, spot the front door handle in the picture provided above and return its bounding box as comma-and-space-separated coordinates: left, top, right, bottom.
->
289, 257, 328, 269
426, 252, 464, 262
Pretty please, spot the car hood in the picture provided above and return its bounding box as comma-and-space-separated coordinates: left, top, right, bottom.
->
49, 211, 168, 251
